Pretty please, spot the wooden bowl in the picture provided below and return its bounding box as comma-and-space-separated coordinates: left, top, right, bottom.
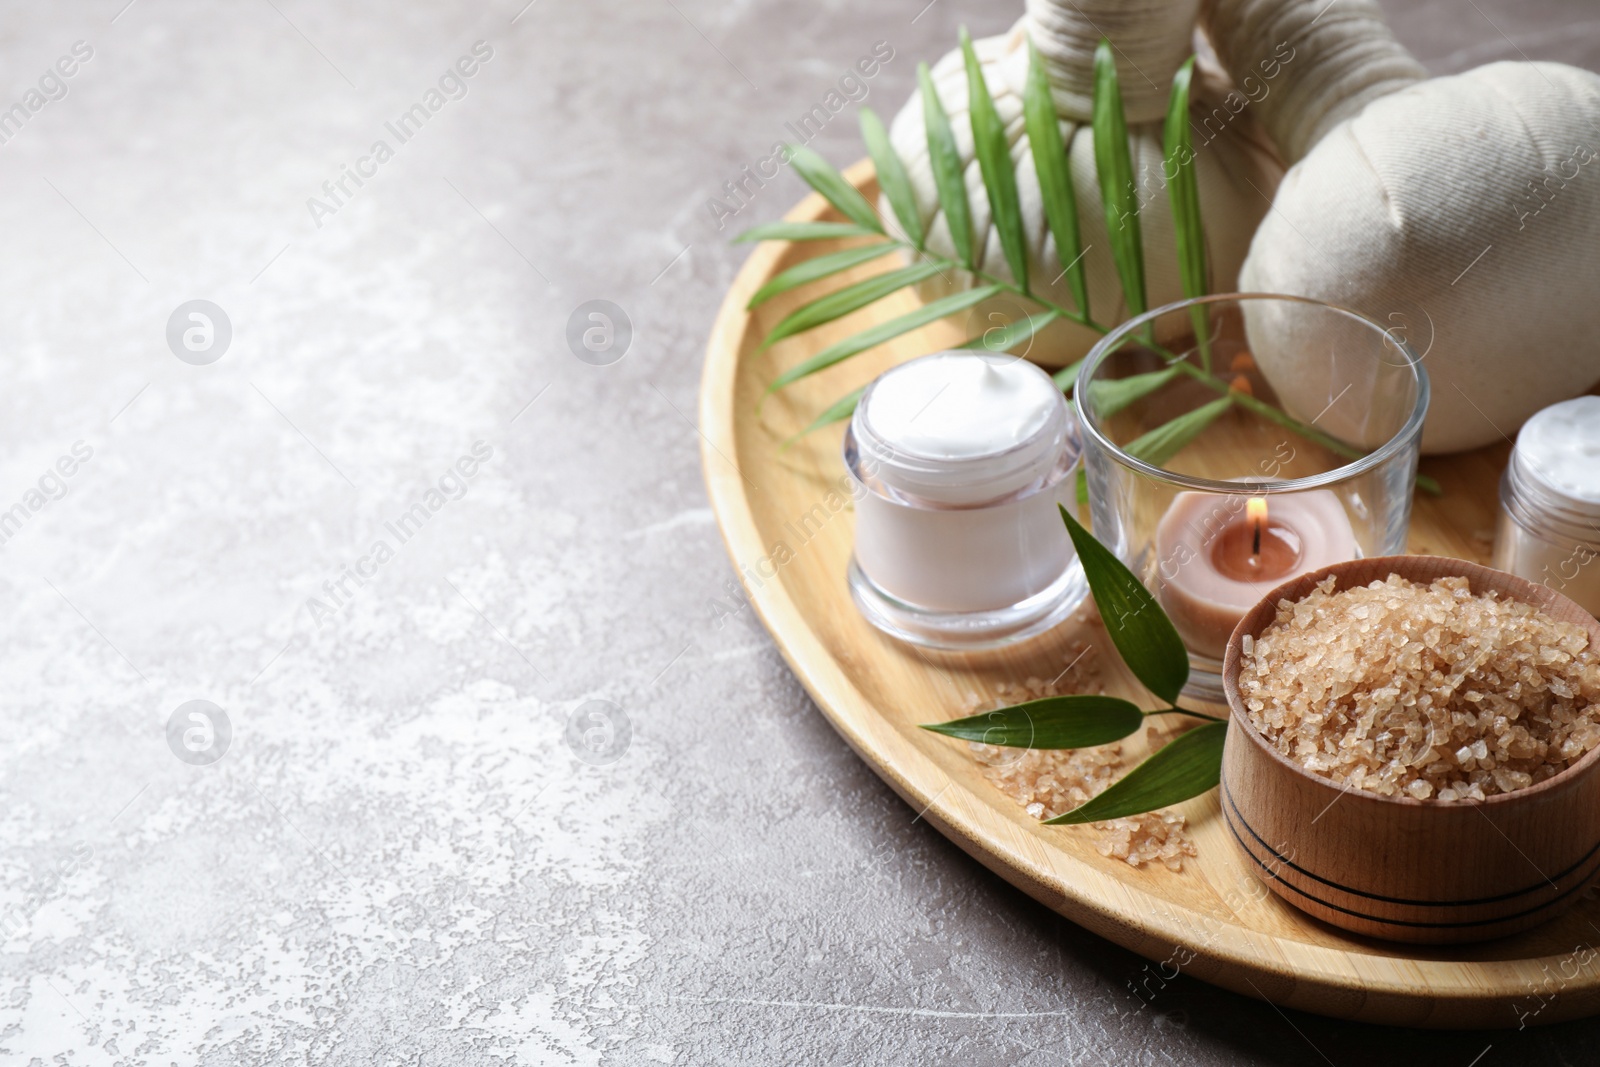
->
1220, 555, 1600, 944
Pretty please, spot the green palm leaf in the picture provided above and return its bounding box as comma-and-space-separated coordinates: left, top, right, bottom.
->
959, 307, 1061, 355
766, 284, 1003, 393
962, 28, 1027, 291
1164, 56, 1211, 370
919, 62, 974, 270
747, 243, 899, 309
1126, 394, 1232, 467
1024, 39, 1088, 318
1091, 40, 1146, 320
758, 262, 944, 353
782, 306, 1061, 442
1087, 366, 1180, 419
782, 385, 867, 447
860, 108, 924, 250
1053, 356, 1087, 393
787, 144, 884, 233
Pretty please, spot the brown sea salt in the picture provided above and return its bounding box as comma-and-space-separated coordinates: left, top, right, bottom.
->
966, 655, 1197, 871
1239, 574, 1600, 800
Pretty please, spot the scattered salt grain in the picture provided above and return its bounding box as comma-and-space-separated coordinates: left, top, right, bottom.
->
964, 650, 1197, 871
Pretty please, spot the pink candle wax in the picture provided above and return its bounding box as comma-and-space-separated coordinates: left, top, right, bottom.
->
1153, 490, 1359, 661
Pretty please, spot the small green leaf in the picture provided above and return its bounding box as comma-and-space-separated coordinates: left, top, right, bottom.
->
958, 308, 1061, 354
747, 244, 899, 309
1125, 394, 1232, 468
782, 385, 866, 447
767, 285, 1003, 393
920, 62, 974, 270
1092, 40, 1146, 320
962, 28, 1027, 291
1087, 366, 1179, 419
1025, 38, 1088, 318
787, 144, 884, 233
1045, 721, 1226, 823
1058, 505, 1189, 704
921, 695, 1145, 749
734, 221, 882, 244
758, 262, 944, 352
860, 108, 924, 250
1163, 56, 1211, 370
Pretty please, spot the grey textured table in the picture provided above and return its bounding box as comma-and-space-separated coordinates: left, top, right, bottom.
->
2, 1, 1597, 1063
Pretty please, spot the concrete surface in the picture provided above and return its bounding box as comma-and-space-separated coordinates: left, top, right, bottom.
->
0, 0, 1597, 1063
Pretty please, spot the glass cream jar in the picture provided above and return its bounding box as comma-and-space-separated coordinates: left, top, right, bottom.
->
844, 351, 1087, 649
1493, 396, 1600, 617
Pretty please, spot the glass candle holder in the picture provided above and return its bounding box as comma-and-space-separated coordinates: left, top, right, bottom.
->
846, 351, 1089, 650
1075, 294, 1430, 701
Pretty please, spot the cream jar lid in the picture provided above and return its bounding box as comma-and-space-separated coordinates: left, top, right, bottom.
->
852, 351, 1074, 506
1505, 396, 1600, 542
1516, 397, 1600, 506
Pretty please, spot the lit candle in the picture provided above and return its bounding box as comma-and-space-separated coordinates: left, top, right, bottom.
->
1153, 489, 1359, 661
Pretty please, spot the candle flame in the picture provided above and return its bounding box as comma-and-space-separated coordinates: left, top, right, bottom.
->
1247, 497, 1268, 526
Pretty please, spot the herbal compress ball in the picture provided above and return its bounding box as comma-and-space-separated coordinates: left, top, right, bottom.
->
1206, 0, 1600, 453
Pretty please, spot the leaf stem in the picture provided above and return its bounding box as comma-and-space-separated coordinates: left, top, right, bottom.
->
1165, 360, 1442, 496
1168, 359, 1355, 458
969, 265, 1099, 333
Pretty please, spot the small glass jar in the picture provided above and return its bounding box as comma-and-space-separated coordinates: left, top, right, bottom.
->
1493, 397, 1600, 616
845, 351, 1088, 649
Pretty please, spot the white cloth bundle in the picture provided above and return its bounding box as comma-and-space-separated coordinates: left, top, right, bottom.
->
886, 0, 1282, 365
1207, 0, 1600, 453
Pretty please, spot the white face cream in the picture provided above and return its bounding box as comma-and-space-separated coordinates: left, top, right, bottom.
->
862, 352, 1062, 462
1514, 396, 1600, 503
845, 351, 1088, 649
1494, 396, 1600, 616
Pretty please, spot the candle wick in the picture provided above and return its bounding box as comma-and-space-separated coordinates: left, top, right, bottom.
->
1251, 519, 1262, 558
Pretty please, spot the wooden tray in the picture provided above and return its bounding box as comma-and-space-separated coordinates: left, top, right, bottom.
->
698, 161, 1600, 1028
